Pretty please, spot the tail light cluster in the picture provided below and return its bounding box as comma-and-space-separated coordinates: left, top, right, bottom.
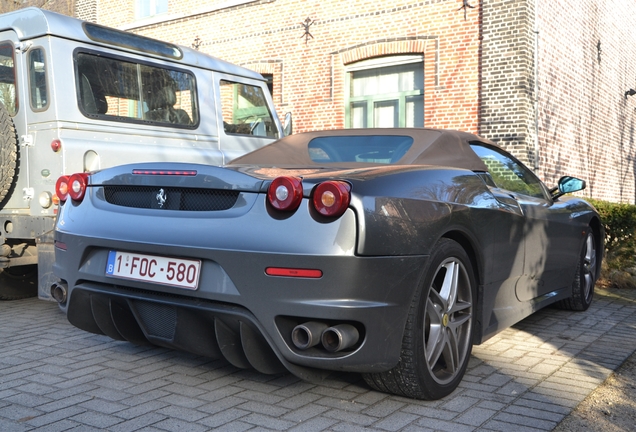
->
56, 173, 89, 203
267, 176, 351, 218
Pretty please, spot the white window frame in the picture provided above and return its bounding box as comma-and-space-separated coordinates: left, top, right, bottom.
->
345, 55, 424, 129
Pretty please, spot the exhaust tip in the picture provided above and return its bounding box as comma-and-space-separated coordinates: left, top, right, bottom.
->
292, 321, 328, 350
321, 324, 359, 352
51, 282, 68, 304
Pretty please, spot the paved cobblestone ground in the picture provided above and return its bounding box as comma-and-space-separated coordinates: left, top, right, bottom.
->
1, 289, 635, 431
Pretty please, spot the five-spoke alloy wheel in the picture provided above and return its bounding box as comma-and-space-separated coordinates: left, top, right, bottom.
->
558, 229, 597, 311
364, 238, 475, 400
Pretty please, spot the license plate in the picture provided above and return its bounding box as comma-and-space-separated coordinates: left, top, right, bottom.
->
106, 250, 201, 289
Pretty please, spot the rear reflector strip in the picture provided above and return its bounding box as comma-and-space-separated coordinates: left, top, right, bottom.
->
265, 267, 323, 278
132, 170, 197, 176
54, 241, 67, 250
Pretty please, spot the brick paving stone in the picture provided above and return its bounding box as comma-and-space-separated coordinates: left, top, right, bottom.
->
120, 389, 172, 407
236, 400, 290, 417
288, 415, 339, 432
198, 387, 246, 404
109, 413, 167, 432
373, 412, 420, 431
281, 403, 330, 422
196, 407, 250, 428
315, 396, 369, 412
492, 411, 558, 430
157, 393, 207, 409
152, 417, 210, 432
415, 417, 475, 432
330, 422, 384, 432
504, 403, 564, 423
115, 400, 170, 420
400, 405, 458, 421
31, 419, 83, 431
276, 392, 323, 409
361, 399, 405, 417
212, 420, 256, 432
4, 393, 54, 408
240, 412, 298, 430
155, 405, 208, 422
0, 404, 43, 421
440, 395, 479, 413
78, 397, 128, 414
323, 408, 378, 426
0, 290, 635, 432
69, 410, 124, 428
454, 406, 496, 426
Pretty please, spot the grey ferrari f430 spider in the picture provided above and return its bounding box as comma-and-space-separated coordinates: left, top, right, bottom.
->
52, 128, 601, 400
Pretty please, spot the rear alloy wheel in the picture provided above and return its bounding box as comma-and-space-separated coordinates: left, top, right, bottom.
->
557, 230, 597, 311
364, 238, 475, 400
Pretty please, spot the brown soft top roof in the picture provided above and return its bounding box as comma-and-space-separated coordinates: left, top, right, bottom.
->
231, 128, 490, 172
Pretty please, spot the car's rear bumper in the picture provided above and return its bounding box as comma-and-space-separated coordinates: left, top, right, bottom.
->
53, 231, 427, 375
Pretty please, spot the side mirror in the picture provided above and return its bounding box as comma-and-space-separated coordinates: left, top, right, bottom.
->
552, 176, 586, 199
283, 112, 292, 136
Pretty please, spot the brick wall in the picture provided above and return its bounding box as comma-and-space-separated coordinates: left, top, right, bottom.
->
75, 0, 97, 22
91, 0, 482, 135
480, 0, 537, 168
85, 0, 636, 203
536, 0, 636, 203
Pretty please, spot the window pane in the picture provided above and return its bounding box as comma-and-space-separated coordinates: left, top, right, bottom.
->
29, 48, 48, 110
405, 95, 424, 127
76, 52, 197, 127
471, 145, 546, 199
374, 100, 398, 127
350, 101, 367, 128
347, 57, 424, 128
351, 63, 423, 97
0, 44, 16, 115
220, 80, 278, 138
137, 0, 167, 19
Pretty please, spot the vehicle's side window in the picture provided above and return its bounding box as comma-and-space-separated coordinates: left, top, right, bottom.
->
220, 80, 278, 138
75, 52, 198, 127
470, 144, 547, 199
29, 48, 48, 111
0, 43, 17, 115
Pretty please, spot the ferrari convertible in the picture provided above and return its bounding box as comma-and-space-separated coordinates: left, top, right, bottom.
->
52, 128, 602, 400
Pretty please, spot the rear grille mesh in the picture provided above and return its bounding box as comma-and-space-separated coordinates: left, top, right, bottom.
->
134, 301, 177, 339
102, 186, 239, 211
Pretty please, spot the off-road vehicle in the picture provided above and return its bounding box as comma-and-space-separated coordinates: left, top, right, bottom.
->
0, 8, 286, 300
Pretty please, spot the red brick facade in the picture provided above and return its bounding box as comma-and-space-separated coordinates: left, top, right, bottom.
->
75, 0, 636, 203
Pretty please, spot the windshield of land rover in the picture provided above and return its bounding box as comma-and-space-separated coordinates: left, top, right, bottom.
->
75, 52, 198, 127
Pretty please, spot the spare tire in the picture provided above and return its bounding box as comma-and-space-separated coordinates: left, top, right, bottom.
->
0, 102, 30, 300
0, 102, 17, 203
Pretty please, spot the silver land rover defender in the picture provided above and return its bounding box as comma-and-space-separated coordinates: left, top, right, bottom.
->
0, 8, 286, 300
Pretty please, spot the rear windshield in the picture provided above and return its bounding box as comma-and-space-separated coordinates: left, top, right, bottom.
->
75, 51, 198, 128
308, 135, 413, 163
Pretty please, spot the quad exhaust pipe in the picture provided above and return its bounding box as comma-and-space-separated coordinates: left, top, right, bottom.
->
51, 281, 68, 304
291, 322, 359, 352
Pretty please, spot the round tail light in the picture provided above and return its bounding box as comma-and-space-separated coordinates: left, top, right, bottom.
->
312, 181, 351, 218
68, 173, 89, 201
55, 175, 69, 202
268, 176, 303, 211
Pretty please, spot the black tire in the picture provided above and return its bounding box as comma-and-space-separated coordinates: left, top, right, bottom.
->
0, 264, 38, 300
557, 230, 597, 311
0, 101, 18, 204
363, 238, 475, 400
